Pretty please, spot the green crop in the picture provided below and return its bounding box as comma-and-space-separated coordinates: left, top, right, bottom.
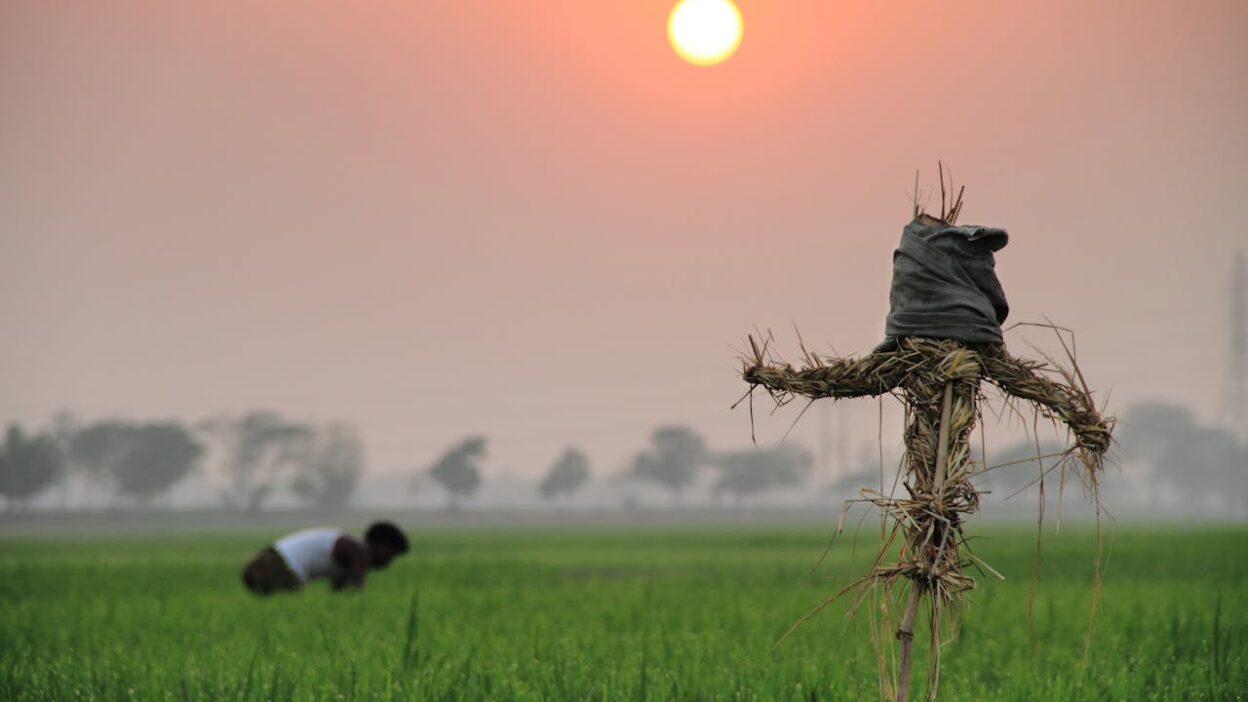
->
0, 524, 1244, 701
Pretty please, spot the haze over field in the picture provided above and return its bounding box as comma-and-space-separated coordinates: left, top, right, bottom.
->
3, 0, 1247, 488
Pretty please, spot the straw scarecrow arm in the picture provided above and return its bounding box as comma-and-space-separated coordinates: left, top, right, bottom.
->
742, 348, 910, 402
980, 344, 1112, 457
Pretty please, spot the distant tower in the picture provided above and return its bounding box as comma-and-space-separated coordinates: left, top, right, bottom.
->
1227, 252, 1247, 439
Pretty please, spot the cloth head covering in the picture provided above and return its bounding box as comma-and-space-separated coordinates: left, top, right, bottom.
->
883, 217, 1010, 344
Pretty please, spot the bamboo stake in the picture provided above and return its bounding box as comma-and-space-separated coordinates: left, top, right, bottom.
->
895, 585, 922, 702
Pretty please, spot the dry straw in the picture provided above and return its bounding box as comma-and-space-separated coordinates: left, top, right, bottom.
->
738, 173, 1113, 701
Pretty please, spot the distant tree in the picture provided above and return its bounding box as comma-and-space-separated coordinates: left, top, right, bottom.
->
630, 426, 706, 504
0, 424, 66, 510
711, 444, 812, 505
200, 411, 314, 512
1158, 425, 1244, 512
291, 423, 366, 512
1118, 402, 1197, 465
823, 467, 878, 498
109, 423, 204, 505
538, 448, 591, 501
427, 436, 486, 509
972, 440, 1066, 495
67, 420, 131, 505
820, 446, 902, 498
1118, 401, 1247, 514
1231, 441, 1248, 515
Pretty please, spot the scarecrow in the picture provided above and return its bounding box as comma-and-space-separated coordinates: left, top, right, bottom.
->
740, 186, 1112, 701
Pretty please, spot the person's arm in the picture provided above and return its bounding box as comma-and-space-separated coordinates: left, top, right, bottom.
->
330, 536, 369, 591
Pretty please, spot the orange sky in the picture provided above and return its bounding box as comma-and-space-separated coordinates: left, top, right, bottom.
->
3, 0, 1246, 479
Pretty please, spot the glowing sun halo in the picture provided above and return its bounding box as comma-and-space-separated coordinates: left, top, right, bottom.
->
668, 0, 743, 67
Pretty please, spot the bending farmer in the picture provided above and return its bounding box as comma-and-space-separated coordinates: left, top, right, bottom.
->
241, 521, 409, 594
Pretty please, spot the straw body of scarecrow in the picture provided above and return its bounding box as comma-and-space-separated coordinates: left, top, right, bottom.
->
742, 212, 1112, 702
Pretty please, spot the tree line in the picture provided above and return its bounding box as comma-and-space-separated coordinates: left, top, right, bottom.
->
420, 425, 813, 509
0, 411, 364, 512
5, 403, 1244, 513
2, 414, 816, 511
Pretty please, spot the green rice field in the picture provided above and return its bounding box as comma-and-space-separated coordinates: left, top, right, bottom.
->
1, 523, 1244, 701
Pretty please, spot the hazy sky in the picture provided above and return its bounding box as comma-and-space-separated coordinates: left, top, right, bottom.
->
3, 0, 1246, 480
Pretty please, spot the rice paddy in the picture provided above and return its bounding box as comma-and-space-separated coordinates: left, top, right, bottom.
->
1, 523, 1244, 701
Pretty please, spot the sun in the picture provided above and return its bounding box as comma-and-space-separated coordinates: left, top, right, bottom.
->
667, 0, 744, 67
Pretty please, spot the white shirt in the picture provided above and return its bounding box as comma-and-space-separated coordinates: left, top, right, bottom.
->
273, 527, 344, 583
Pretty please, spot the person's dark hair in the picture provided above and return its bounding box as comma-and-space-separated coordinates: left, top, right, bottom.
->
365, 521, 409, 554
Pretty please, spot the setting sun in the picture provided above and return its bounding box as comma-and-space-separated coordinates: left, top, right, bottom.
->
667, 0, 744, 67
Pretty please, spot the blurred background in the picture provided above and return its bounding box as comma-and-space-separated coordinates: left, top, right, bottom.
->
2, 0, 1246, 527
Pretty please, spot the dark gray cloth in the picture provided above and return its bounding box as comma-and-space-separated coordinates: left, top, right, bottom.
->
883, 217, 1010, 344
